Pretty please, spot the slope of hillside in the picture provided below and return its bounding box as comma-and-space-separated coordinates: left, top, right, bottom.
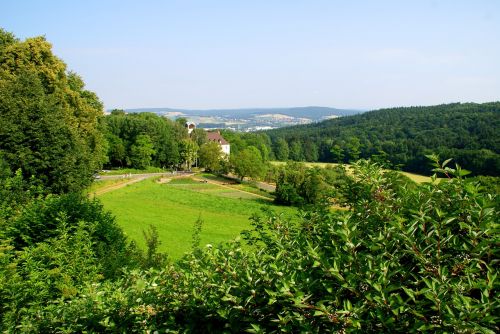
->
266, 102, 500, 176
121, 106, 364, 131
124, 106, 362, 119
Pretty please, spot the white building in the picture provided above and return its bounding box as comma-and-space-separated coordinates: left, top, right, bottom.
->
206, 131, 230, 155
185, 122, 196, 134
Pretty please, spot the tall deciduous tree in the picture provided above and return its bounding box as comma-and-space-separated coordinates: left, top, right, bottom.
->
0, 29, 106, 193
231, 146, 265, 181
129, 134, 156, 169
179, 139, 198, 170
198, 141, 222, 172
274, 138, 289, 161
191, 128, 208, 147
289, 140, 304, 161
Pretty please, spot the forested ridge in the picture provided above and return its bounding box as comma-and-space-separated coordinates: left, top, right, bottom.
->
1, 29, 499, 332
266, 103, 500, 176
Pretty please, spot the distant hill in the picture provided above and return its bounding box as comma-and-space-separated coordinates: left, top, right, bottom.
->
123, 106, 362, 119
265, 102, 500, 176
119, 106, 364, 131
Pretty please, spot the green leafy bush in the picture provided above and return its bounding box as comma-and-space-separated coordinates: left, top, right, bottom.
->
14, 160, 497, 333
4, 193, 133, 279
0, 223, 102, 330
274, 161, 348, 206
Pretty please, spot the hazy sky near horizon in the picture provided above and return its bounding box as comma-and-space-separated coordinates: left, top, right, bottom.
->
2, 0, 499, 110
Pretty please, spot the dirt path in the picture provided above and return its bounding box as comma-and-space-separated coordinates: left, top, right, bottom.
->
222, 173, 276, 192
90, 177, 149, 197
91, 173, 197, 197
91, 172, 273, 201
191, 176, 273, 201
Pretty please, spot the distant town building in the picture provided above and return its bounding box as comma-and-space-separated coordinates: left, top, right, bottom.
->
206, 131, 230, 155
185, 122, 196, 134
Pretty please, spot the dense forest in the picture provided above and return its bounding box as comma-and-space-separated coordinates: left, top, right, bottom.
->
102, 110, 187, 169
100, 111, 273, 181
102, 103, 500, 179
1, 30, 499, 332
265, 103, 500, 176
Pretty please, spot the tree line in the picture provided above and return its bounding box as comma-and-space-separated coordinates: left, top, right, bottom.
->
265, 103, 500, 176
101, 111, 274, 181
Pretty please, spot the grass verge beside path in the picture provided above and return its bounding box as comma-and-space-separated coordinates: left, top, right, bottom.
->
98, 178, 296, 260
270, 161, 435, 183
196, 173, 274, 199
86, 178, 134, 195
100, 167, 168, 176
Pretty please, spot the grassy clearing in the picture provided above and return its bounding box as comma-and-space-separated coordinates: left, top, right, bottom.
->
399, 171, 433, 183
231, 183, 273, 198
198, 173, 232, 182
168, 177, 202, 185
197, 173, 273, 198
98, 178, 296, 260
86, 178, 132, 194
271, 161, 339, 168
270, 161, 434, 183
100, 167, 167, 175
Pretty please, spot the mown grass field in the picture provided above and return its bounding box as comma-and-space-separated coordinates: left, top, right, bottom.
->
99, 167, 164, 176
86, 178, 131, 194
270, 161, 434, 183
98, 177, 296, 260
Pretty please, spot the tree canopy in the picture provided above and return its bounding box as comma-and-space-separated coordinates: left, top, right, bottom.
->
230, 146, 266, 181
266, 102, 500, 176
101, 111, 186, 169
198, 141, 223, 172
0, 29, 106, 193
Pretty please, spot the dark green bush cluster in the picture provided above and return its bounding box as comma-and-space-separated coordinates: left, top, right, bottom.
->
6, 160, 496, 333
274, 161, 348, 206
0, 182, 144, 329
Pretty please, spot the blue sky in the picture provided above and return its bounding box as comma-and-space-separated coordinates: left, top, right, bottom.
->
2, 0, 499, 110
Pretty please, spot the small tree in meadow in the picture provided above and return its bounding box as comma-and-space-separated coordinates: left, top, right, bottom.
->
230, 146, 266, 181
198, 141, 223, 173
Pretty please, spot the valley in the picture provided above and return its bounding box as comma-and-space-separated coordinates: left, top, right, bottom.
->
122, 106, 363, 131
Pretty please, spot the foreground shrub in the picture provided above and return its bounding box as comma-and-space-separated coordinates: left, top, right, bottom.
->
7, 161, 499, 332
0, 224, 102, 329
4, 193, 133, 279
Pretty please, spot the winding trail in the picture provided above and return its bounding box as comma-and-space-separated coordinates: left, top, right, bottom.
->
90, 172, 275, 202
90, 177, 148, 197
90, 172, 193, 197
191, 176, 273, 201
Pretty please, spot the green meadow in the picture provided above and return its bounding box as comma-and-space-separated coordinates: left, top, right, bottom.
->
98, 177, 296, 259
270, 161, 435, 183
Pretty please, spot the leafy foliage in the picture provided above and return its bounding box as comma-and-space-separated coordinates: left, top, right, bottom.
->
102, 111, 186, 169
179, 138, 199, 170
231, 146, 267, 181
198, 140, 223, 172
130, 134, 156, 169
0, 29, 106, 193
267, 102, 500, 176
274, 161, 348, 206
7, 160, 496, 333
3, 193, 133, 279
221, 130, 272, 161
